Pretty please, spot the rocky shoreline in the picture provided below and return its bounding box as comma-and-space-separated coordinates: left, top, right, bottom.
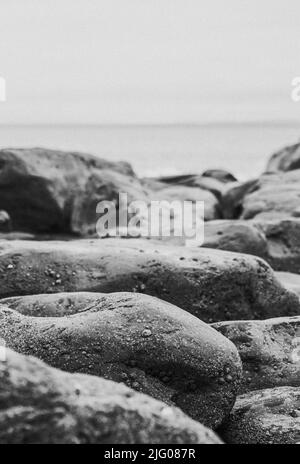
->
0, 143, 300, 444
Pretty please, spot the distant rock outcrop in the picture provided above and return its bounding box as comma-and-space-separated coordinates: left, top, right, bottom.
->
266, 142, 300, 172
0, 148, 147, 235
202, 169, 237, 183
221, 170, 300, 221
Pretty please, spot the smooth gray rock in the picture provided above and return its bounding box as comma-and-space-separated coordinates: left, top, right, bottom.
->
201, 218, 300, 273
0, 147, 146, 235
266, 142, 300, 173
0, 348, 222, 444
0, 292, 242, 429
240, 170, 300, 220
202, 220, 268, 256
0, 238, 298, 322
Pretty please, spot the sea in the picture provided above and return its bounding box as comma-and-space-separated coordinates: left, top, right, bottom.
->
0, 123, 299, 180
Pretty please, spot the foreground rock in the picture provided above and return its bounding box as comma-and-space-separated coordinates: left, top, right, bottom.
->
0, 349, 222, 444
213, 316, 300, 393
266, 141, 300, 173
219, 387, 300, 444
0, 292, 103, 317
0, 292, 242, 429
0, 239, 299, 322
0, 147, 147, 235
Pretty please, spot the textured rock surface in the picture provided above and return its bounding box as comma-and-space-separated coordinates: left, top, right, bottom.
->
256, 219, 300, 272
0, 292, 103, 317
202, 220, 268, 256
213, 316, 300, 393
266, 142, 300, 173
0, 147, 146, 235
0, 292, 242, 429
151, 174, 227, 200
220, 179, 258, 219
219, 387, 300, 444
222, 171, 300, 221
201, 218, 300, 273
150, 185, 220, 221
0, 348, 222, 444
0, 239, 298, 322
240, 170, 300, 220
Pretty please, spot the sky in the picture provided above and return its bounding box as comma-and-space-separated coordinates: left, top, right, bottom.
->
0, 0, 300, 124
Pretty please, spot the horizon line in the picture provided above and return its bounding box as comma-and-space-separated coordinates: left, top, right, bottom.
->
0, 119, 300, 128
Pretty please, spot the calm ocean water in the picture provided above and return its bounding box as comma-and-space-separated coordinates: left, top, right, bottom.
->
0, 124, 299, 180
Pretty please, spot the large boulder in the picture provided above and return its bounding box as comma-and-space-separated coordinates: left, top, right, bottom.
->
0, 293, 242, 429
213, 316, 300, 393
202, 220, 268, 257
150, 185, 221, 221
152, 174, 227, 200
240, 170, 300, 220
220, 179, 259, 219
221, 171, 300, 221
0, 239, 298, 322
0, 147, 147, 235
0, 348, 222, 444
201, 218, 300, 273
257, 219, 300, 273
266, 142, 300, 173
219, 387, 300, 444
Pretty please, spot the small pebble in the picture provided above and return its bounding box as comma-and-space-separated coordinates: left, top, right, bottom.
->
141, 329, 152, 338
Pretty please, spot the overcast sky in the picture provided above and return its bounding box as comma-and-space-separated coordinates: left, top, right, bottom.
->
0, 0, 300, 124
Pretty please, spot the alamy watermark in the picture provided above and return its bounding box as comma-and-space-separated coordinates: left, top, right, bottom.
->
96, 193, 204, 245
